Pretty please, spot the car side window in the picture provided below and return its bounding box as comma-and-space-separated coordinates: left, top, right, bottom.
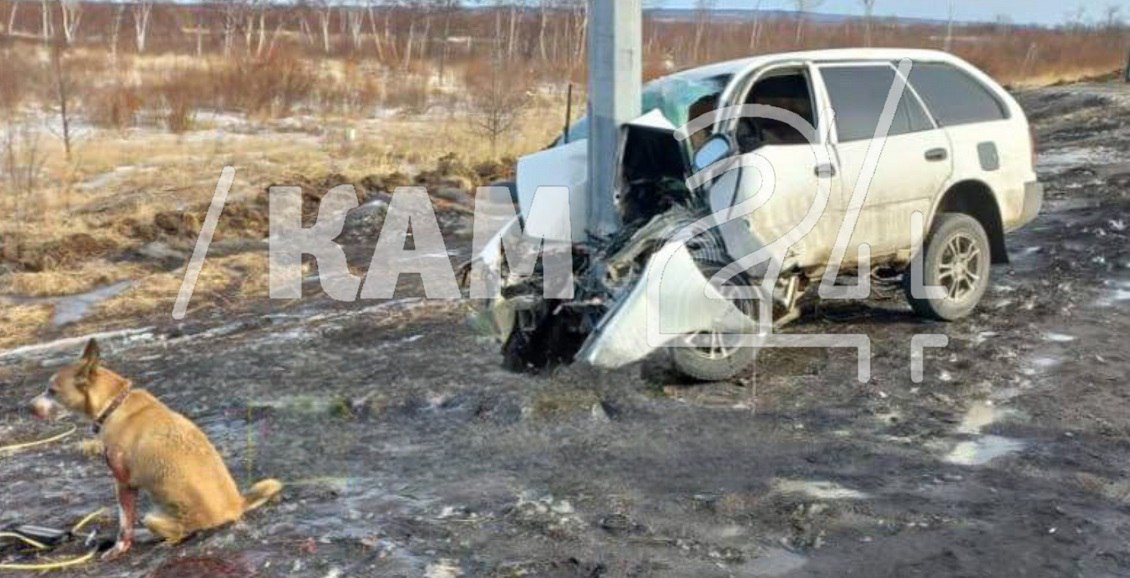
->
906, 62, 1009, 126
820, 65, 934, 143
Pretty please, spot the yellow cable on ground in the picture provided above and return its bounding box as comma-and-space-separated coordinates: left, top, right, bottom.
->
0, 425, 77, 454
0, 549, 97, 571
0, 532, 48, 550
0, 507, 107, 571
70, 508, 106, 534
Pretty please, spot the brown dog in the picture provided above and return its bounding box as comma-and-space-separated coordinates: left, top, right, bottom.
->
29, 339, 281, 560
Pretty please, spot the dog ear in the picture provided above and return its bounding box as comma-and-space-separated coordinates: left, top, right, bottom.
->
77, 339, 101, 383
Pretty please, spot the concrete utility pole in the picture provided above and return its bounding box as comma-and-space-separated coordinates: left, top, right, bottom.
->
587, 0, 642, 239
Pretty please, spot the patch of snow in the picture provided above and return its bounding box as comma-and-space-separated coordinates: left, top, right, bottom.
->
0, 327, 155, 363
945, 436, 1025, 466
772, 479, 869, 500
425, 561, 463, 578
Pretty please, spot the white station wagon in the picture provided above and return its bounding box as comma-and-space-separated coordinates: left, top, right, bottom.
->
470, 48, 1044, 381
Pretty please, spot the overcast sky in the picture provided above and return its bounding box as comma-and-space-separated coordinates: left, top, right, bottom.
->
663, 0, 1130, 26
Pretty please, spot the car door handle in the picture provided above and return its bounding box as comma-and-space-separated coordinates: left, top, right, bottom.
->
925, 148, 949, 162
815, 163, 837, 178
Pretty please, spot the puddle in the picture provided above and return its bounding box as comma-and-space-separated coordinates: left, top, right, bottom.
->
973, 331, 999, 346
956, 401, 1012, 435
1043, 333, 1076, 343
247, 395, 344, 415
1038, 147, 1120, 174
772, 479, 869, 500
1043, 197, 1103, 213
53, 281, 133, 325
945, 400, 1027, 466
1097, 280, 1130, 307
945, 436, 1025, 466
0, 281, 132, 327
79, 165, 138, 192
1022, 355, 1063, 376
746, 547, 808, 576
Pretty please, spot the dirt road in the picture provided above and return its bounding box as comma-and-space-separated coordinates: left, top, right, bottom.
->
1, 82, 1128, 577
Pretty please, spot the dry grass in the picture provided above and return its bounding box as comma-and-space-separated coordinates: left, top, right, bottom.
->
93, 253, 270, 320
0, 304, 52, 349
0, 261, 147, 297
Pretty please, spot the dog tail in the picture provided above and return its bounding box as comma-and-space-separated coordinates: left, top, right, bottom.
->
242, 478, 283, 513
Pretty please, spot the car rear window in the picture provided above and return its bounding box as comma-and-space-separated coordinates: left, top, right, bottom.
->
907, 62, 1009, 126
820, 65, 934, 143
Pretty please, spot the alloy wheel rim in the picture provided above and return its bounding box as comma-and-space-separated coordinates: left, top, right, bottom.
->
685, 330, 734, 360
936, 233, 983, 302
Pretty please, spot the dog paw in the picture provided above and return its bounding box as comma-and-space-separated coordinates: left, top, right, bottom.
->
101, 541, 132, 561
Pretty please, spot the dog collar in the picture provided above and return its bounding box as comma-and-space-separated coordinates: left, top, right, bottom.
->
92, 386, 131, 434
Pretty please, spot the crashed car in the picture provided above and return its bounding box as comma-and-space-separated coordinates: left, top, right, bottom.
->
466, 48, 1043, 381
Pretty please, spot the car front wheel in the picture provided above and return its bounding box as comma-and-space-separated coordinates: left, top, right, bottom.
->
669, 262, 761, 382
903, 213, 992, 321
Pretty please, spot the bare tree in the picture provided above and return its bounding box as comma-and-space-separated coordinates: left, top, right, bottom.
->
1065, 6, 1088, 32
748, 0, 764, 51
109, 4, 124, 59
860, 0, 876, 47
242, 0, 268, 54
537, 0, 551, 61
7, 1, 20, 37
993, 13, 1013, 36
222, 1, 243, 57
467, 55, 530, 156
1104, 5, 1123, 30
3, 122, 46, 244
346, 6, 365, 51
569, 0, 586, 67
184, 8, 207, 58
133, 0, 153, 53
255, 1, 272, 56
793, 0, 823, 45
48, 42, 76, 161
434, 0, 461, 83
403, 0, 422, 68
944, 1, 954, 50
692, 0, 717, 62
0, 52, 44, 216
365, 0, 387, 61
39, 0, 53, 42
313, 0, 333, 54
60, 0, 82, 45
506, 0, 526, 61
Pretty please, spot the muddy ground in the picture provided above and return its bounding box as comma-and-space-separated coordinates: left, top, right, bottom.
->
1, 82, 1129, 577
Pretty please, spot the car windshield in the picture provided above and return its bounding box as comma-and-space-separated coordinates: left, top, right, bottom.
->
558, 73, 732, 146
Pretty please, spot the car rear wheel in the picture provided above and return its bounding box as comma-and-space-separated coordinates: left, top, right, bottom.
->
904, 213, 991, 321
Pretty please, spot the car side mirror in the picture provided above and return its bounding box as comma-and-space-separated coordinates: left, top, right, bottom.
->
692, 135, 732, 172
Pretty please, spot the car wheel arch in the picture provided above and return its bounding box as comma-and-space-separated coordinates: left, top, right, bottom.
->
929, 180, 1008, 265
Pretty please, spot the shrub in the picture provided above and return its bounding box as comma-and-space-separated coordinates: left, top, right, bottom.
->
88, 83, 144, 130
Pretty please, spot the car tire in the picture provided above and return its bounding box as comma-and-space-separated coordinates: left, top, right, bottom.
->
903, 213, 992, 321
671, 334, 758, 382
670, 263, 760, 382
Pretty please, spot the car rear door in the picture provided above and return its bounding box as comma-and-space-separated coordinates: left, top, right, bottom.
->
817, 62, 953, 260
